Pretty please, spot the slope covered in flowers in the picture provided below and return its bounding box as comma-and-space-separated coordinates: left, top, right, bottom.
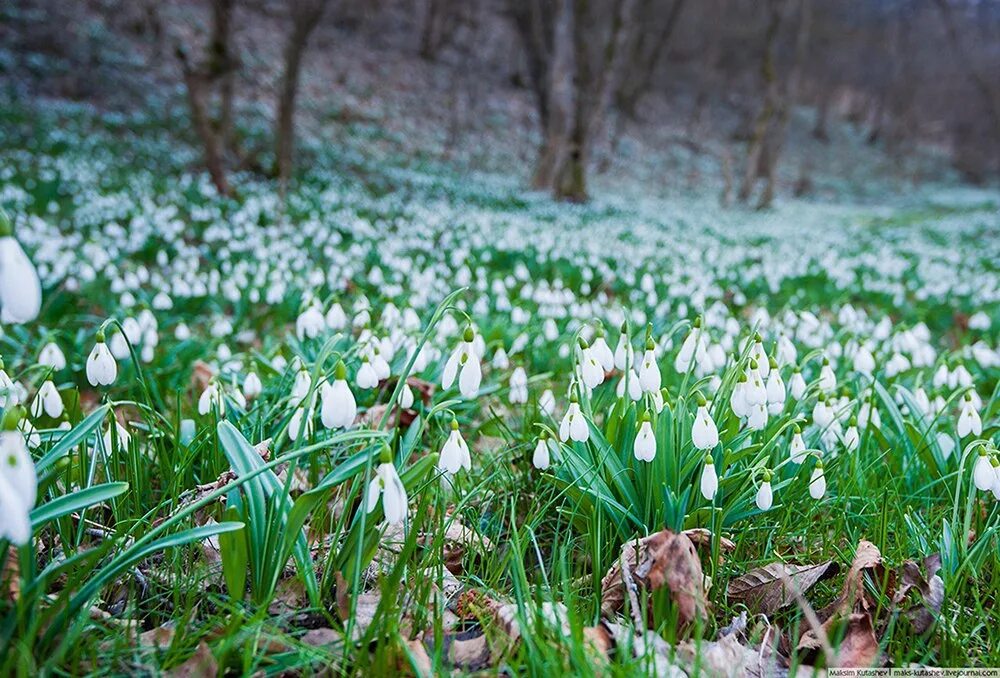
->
0, 97, 999, 673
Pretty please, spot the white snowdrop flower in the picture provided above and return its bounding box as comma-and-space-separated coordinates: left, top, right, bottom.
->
539, 389, 556, 416
691, 395, 718, 450
843, 418, 859, 451
291, 368, 312, 401
102, 420, 131, 454
109, 332, 129, 361
0, 361, 17, 407
730, 375, 749, 418
745, 360, 767, 406
438, 419, 471, 474
533, 432, 553, 470
950, 365, 973, 390
776, 334, 797, 367
937, 432, 955, 460
809, 461, 827, 500
38, 342, 66, 370
85, 331, 117, 386
675, 319, 702, 374
614, 323, 634, 371
638, 340, 661, 393
616, 369, 642, 401
399, 381, 416, 409
152, 291, 173, 310
0, 415, 36, 545
321, 361, 357, 429
288, 407, 312, 442
633, 412, 656, 462
756, 470, 774, 511
243, 372, 262, 400
365, 446, 408, 525
700, 455, 718, 501
789, 368, 806, 400
969, 311, 991, 330
31, 380, 63, 419
325, 303, 347, 329
765, 360, 786, 414
651, 387, 665, 414
852, 344, 875, 377
790, 426, 807, 464
992, 459, 1000, 501
509, 367, 528, 404
578, 339, 605, 390
0, 209, 42, 324
174, 323, 192, 341
818, 358, 836, 392
559, 396, 589, 443
812, 395, 834, 428
198, 381, 224, 415
442, 327, 481, 398
972, 448, 995, 492
750, 335, 769, 379
492, 347, 510, 370
356, 357, 379, 390
932, 364, 949, 389
957, 394, 982, 438
747, 402, 768, 431
591, 329, 614, 371
296, 304, 326, 340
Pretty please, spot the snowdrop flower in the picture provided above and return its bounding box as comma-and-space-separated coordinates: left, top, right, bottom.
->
325, 303, 347, 329
38, 342, 66, 371
614, 322, 633, 371
0, 410, 36, 545
857, 399, 881, 429
288, 406, 313, 441
755, 470, 773, 511
85, 330, 117, 386
533, 431, 554, 470
539, 389, 556, 416
559, 394, 589, 443
0, 208, 42, 324
809, 460, 826, 499
638, 338, 661, 393
399, 381, 415, 409
790, 425, 807, 464
691, 394, 718, 450
730, 374, 749, 418
296, 304, 326, 340
957, 393, 982, 438
321, 361, 356, 429
442, 327, 481, 398
198, 381, 224, 415
972, 448, 995, 492
675, 318, 701, 374
776, 334, 797, 366
812, 394, 834, 428
102, 420, 131, 454
700, 454, 718, 501
818, 358, 836, 392
578, 338, 605, 389
616, 369, 642, 401
843, 417, 859, 451
651, 387, 666, 414
357, 356, 379, 389
366, 445, 408, 525
789, 367, 807, 400
509, 367, 528, 404
243, 372, 262, 400
633, 412, 656, 461
492, 347, 510, 370
747, 403, 768, 431
31, 380, 63, 419
438, 419, 471, 474
174, 323, 192, 341
745, 360, 767, 406
591, 327, 614, 372
291, 368, 312, 401
765, 358, 786, 414
0, 360, 17, 407
852, 344, 875, 377
750, 335, 769, 379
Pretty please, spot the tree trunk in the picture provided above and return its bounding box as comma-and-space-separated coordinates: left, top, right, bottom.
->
615, 0, 686, 119
275, 0, 329, 195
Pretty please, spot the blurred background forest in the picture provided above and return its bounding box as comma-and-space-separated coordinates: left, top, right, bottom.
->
2, 0, 999, 207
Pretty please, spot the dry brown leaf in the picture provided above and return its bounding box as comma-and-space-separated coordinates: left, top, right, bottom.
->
798, 612, 881, 668
601, 530, 708, 627
683, 527, 736, 552
334, 571, 383, 640
821, 540, 892, 619
4, 547, 18, 602
300, 627, 341, 648
444, 628, 493, 670
166, 641, 218, 678
894, 554, 943, 634
402, 638, 433, 675
138, 622, 177, 650
727, 561, 840, 615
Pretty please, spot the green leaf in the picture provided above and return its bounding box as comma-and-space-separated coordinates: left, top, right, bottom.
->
30, 482, 128, 529
36, 405, 110, 473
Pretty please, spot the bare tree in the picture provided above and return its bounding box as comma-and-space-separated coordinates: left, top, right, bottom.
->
614, 0, 687, 119
275, 0, 330, 195
174, 0, 239, 197
511, 0, 637, 201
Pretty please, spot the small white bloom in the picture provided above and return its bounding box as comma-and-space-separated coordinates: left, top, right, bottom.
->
366, 452, 408, 525
86, 334, 117, 387
700, 456, 718, 501
0, 214, 42, 324
438, 420, 471, 474
691, 401, 718, 451
38, 342, 66, 370
756, 475, 773, 511
633, 415, 656, 461
809, 462, 826, 499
